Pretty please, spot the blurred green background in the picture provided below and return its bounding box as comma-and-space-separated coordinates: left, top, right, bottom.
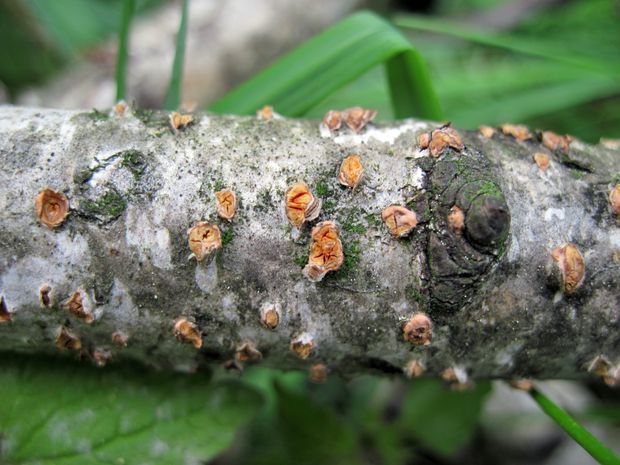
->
1, 0, 619, 464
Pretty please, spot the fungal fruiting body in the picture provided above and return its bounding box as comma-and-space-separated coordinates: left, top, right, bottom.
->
215, 189, 237, 221
609, 185, 620, 217
64, 290, 94, 323
35, 188, 69, 228
256, 105, 274, 120
309, 363, 328, 383
55, 326, 81, 351
549, 243, 585, 294
173, 317, 202, 349
303, 221, 344, 282
285, 182, 321, 229
447, 206, 465, 233
533, 152, 550, 171
542, 131, 572, 154
322, 110, 342, 131
381, 205, 418, 238
500, 123, 532, 141
338, 154, 364, 189
403, 313, 432, 346
39, 284, 52, 308
479, 125, 496, 138
0, 296, 11, 322
404, 360, 425, 379
509, 379, 534, 391
188, 221, 222, 262
343, 107, 377, 133
235, 341, 262, 364
169, 111, 193, 131
92, 348, 112, 367
418, 124, 464, 157
441, 366, 472, 390
111, 330, 129, 347
260, 302, 281, 329
429, 125, 464, 157
321, 107, 376, 133
290, 333, 314, 359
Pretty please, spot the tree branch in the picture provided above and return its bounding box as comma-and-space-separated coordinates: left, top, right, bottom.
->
0, 106, 618, 382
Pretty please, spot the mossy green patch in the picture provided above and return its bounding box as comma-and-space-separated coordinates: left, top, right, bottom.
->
82, 191, 126, 221
221, 227, 234, 246
119, 149, 145, 180
315, 180, 331, 198
323, 199, 336, 211
613, 172, 620, 185
405, 284, 423, 303
85, 108, 109, 121
293, 254, 307, 268
341, 240, 361, 274
569, 169, 586, 180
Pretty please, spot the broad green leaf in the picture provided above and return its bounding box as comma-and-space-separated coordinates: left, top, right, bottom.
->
115, 0, 136, 102
398, 379, 492, 456
394, 14, 620, 77
164, 0, 189, 110
0, 356, 262, 465
210, 11, 443, 120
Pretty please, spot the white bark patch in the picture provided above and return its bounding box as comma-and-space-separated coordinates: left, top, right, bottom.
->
325, 121, 429, 145
544, 208, 565, 223
194, 259, 218, 293
104, 279, 139, 326
125, 205, 173, 270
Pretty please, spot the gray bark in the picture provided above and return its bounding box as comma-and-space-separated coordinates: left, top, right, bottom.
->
0, 106, 618, 381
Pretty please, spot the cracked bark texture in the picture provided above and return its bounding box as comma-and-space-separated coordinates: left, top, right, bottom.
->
0, 106, 619, 380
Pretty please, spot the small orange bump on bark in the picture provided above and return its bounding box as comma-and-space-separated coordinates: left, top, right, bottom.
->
111, 330, 129, 347
342, 106, 377, 133
35, 188, 69, 229
188, 221, 222, 262
64, 290, 94, 323
533, 152, 550, 171
260, 302, 281, 329
215, 189, 237, 221
309, 363, 328, 383
404, 360, 425, 379
428, 125, 464, 158
600, 138, 620, 150
587, 355, 617, 386
338, 154, 364, 189
609, 184, 620, 217
447, 205, 465, 233
542, 131, 572, 154
92, 348, 112, 367
322, 110, 342, 131
381, 205, 418, 238
303, 221, 344, 282
256, 105, 274, 120
403, 313, 432, 346
290, 333, 314, 359
55, 326, 81, 351
500, 123, 532, 141
0, 295, 12, 323
417, 132, 431, 149
235, 340, 262, 364
285, 182, 321, 228
114, 100, 128, 116
169, 111, 193, 131
550, 243, 585, 294
479, 125, 496, 138
173, 317, 202, 349
39, 284, 52, 308
441, 366, 472, 390
509, 379, 534, 391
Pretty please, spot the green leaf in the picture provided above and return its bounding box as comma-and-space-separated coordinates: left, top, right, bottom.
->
0, 356, 262, 465
530, 387, 620, 465
210, 11, 443, 120
164, 0, 189, 110
398, 379, 492, 456
115, 0, 136, 102
393, 14, 620, 77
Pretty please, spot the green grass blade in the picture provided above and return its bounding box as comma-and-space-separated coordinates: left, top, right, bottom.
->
530, 388, 620, 465
164, 0, 189, 110
393, 14, 620, 77
115, 0, 135, 102
210, 11, 442, 120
